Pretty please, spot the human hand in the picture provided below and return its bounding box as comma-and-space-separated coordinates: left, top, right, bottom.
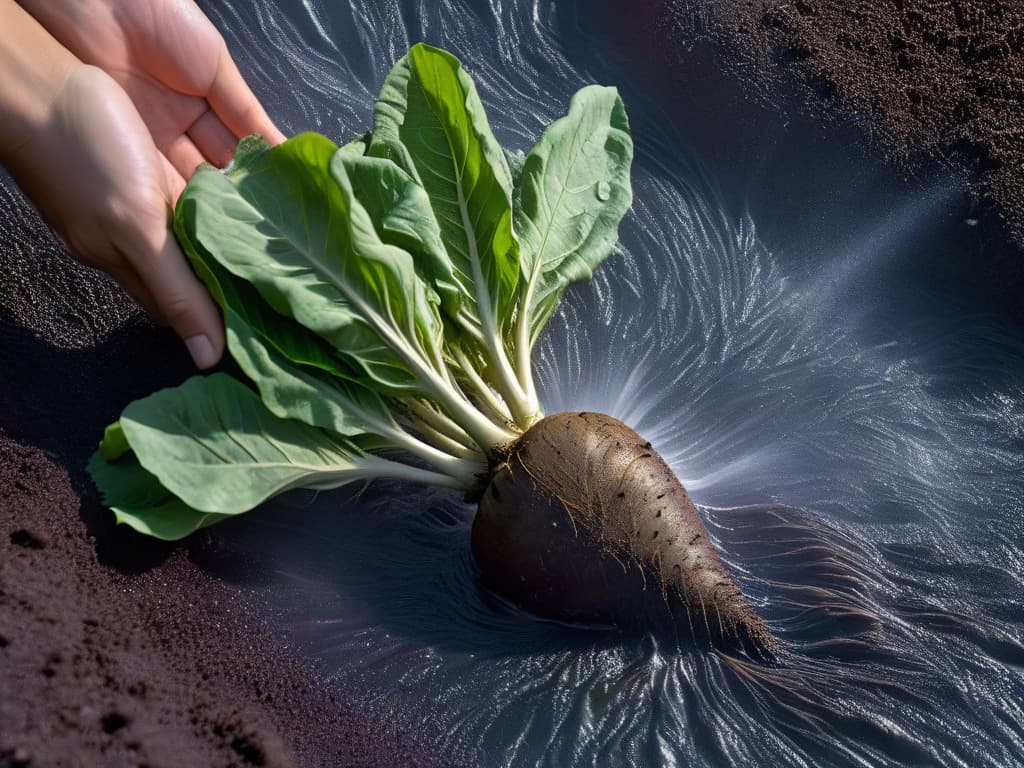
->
10, 63, 228, 367
6, 0, 285, 368
18, 0, 286, 179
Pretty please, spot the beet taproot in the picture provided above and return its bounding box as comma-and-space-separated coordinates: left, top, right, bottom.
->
472, 412, 775, 658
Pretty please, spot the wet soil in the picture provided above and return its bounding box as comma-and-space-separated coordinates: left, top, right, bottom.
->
665, 0, 1024, 254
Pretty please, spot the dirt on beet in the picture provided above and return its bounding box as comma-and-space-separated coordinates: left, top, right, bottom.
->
473, 412, 773, 658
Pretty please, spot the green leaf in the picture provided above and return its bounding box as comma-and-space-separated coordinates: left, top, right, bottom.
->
336, 152, 461, 317
176, 204, 396, 437
99, 421, 130, 461
178, 132, 445, 393
88, 447, 229, 540
515, 85, 633, 345
371, 43, 520, 337
227, 315, 403, 440
505, 147, 526, 216
117, 373, 384, 514
339, 132, 370, 156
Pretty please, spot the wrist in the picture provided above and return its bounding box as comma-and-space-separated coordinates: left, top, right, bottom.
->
0, 1, 80, 160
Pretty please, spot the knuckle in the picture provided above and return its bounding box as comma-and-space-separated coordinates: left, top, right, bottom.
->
156, 291, 195, 327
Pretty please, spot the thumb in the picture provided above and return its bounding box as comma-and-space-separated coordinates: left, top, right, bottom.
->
128, 228, 226, 369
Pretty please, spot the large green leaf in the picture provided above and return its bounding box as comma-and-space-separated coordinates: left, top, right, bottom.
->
370, 43, 520, 337
117, 373, 386, 514
336, 152, 461, 317
179, 132, 444, 393
516, 85, 633, 346
176, 209, 396, 438
88, 447, 229, 540
227, 315, 404, 441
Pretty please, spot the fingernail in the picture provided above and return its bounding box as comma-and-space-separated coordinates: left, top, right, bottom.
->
185, 334, 217, 369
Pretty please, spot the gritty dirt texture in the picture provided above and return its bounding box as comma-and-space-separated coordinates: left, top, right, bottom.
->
0, 180, 447, 768
661, 0, 1024, 253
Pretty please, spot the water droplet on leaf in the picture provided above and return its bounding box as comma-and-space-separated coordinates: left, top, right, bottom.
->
596, 181, 611, 201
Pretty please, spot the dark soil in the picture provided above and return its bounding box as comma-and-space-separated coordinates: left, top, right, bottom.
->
0, 179, 445, 768
663, 0, 1024, 254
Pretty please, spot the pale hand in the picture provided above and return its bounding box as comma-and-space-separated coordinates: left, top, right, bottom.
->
12, 64, 228, 367
19, 0, 286, 181
13, 0, 285, 367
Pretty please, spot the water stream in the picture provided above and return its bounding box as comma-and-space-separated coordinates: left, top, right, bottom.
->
87, 0, 1024, 764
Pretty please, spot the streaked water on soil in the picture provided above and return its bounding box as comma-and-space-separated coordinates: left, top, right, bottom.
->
203, 1, 1024, 765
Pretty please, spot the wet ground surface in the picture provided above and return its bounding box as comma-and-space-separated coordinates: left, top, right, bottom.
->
2, 1, 1023, 766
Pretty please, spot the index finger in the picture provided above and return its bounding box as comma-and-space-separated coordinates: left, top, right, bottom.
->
207, 44, 286, 146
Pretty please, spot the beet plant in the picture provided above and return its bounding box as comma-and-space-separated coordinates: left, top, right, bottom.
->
90, 43, 773, 658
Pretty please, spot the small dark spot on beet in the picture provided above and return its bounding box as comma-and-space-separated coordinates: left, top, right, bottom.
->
689, 533, 701, 545
102, 712, 128, 734
0, 636, 8, 648
40, 666, 56, 678
644, 442, 652, 449
655, 510, 662, 518
616, 491, 625, 498
673, 564, 681, 577
489, 483, 502, 502
578, 412, 586, 417
652, 530, 659, 539
10, 529, 45, 549
656, 493, 665, 499
640, 453, 652, 459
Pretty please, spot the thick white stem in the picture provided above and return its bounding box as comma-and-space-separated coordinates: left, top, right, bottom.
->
357, 457, 473, 491
513, 270, 542, 419
454, 183, 536, 427
312, 266, 514, 453
415, 425, 481, 461
407, 400, 478, 451
451, 346, 513, 424
381, 423, 484, 483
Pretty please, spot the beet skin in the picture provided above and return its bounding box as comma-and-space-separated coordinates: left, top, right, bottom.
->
472, 412, 774, 658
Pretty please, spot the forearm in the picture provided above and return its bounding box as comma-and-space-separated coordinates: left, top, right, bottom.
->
0, 1, 79, 161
